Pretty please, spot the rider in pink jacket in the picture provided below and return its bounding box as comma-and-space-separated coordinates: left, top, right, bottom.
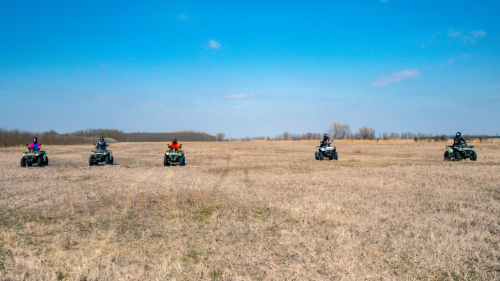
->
28, 137, 41, 151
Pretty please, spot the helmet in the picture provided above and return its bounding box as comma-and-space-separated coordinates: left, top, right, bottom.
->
324, 134, 328, 138
33, 137, 38, 143
172, 137, 177, 141
100, 137, 104, 142
456, 132, 461, 138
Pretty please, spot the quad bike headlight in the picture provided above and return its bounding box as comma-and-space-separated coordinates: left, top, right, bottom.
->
23, 153, 26, 156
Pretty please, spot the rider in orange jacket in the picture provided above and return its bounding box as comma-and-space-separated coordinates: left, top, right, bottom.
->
168, 137, 182, 151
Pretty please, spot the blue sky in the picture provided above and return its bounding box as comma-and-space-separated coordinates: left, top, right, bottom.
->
1, 1, 499, 137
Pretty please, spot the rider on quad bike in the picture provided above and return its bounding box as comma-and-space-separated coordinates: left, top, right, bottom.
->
320, 134, 330, 147
96, 137, 107, 150
28, 137, 41, 152
168, 137, 182, 151
453, 132, 467, 148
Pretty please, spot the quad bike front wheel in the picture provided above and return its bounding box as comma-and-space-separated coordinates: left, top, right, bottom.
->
164, 156, 170, 166
454, 151, 461, 162
471, 151, 477, 161
37, 156, 44, 167
179, 156, 186, 166
89, 156, 94, 166
318, 152, 324, 161
334, 151, 338, 160
21, 158, 26, 167
105, 155, 111, 165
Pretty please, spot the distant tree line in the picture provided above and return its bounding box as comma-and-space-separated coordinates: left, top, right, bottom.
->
124, 131, 216, 142
0, 128, 216, 147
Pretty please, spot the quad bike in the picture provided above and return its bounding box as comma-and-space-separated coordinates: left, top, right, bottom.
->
315, 142, 338, 161
164, 148, 185, 166
444, 143, 477, 161
89, 144, 114, 166
21, 145, 48, 167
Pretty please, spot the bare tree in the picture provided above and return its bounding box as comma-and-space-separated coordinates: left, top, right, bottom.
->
216, 132, 225, 142
328, 123, 351, 139
341, 124, 351, 139
390, 132, 400, 139
382, 132, 389, 140
358, 127, 376, 140
283, 131, 289, 140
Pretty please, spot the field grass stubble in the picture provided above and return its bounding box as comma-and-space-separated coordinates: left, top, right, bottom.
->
0, 141, 499, 280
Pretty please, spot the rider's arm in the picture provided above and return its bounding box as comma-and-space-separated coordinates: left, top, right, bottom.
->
28, 143, 33, 148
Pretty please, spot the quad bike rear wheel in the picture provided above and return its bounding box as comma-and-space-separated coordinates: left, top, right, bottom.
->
315, 152, 319, 160
444, 151, 450, 161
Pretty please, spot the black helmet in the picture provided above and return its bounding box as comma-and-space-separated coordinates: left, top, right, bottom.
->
100, 137, 104, 141
33, 137, 38, 143
324, 134, 328, 138
173, 137, 177, 141
456, 132, 461, 137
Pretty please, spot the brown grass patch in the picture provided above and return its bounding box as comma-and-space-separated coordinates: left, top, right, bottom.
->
1, 141, 500, 279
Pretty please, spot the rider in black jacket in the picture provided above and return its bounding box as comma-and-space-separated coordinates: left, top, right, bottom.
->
96, 137, 107, 150
320, 134, 330, 147
453, 132, 467, 147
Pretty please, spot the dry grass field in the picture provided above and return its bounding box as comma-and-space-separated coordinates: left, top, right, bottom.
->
1, 140, 499, 280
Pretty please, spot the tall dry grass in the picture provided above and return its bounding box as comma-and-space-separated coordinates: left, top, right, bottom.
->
0, 140, 499, 279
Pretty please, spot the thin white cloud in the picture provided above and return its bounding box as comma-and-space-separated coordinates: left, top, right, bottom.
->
448, 29, 486, 43
223, 93, 256, 99
179, 14, 186, 20
157, 113, 164, 117
140, 102, 165, 107
208, 39, 221, 49
439, 59, 456, 68
373, 69, 421, 87
232, 106, 245, 110
470, 29, 486, 38
381, 0, 388, 2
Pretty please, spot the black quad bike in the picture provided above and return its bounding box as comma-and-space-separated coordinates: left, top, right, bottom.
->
21, 145, 48, 167
89, 144, 114, 166
444, 143, 477, 161
164, 148, 185, 166
315, 142, 338, 161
